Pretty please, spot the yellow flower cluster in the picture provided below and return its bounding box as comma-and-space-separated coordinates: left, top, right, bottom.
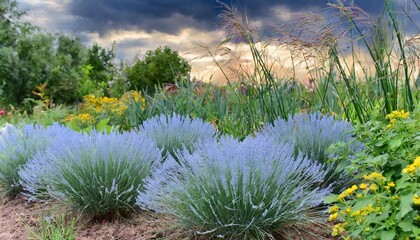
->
402, 156, 420, 176
83, 95, 128, 116
328, 205, 340, 221
363, 172, 386, 181
338, 185, 358, 201
64, 113, 95, 124
386, 110, 410, 129
332, 222, 347, 236
350, 205, 381, 218
384, 182, 395, 191
386, 110, 410, 120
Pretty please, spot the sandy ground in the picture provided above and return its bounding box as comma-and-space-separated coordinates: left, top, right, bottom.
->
0, 196, 337, 240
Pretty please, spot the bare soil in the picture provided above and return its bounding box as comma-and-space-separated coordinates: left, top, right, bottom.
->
0, 196, 337, 240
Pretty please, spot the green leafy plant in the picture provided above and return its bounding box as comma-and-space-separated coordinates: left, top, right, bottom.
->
325, 108, 420, 239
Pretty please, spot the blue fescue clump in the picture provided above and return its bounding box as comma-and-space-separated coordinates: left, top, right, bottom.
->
138, 114, 218, 160
20, 130, 162, 220
137, 136, 330, 239
258, 112, 363, 192
0, 123, 77, 197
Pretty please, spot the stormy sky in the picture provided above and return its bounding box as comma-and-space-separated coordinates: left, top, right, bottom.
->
17, 0, 419, 81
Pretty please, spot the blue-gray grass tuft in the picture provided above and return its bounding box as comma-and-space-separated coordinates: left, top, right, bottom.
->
137, 136, 330, 239
258, 112, 363, 192
0, 123, 77, 197
138, 114, 218, 160
20, 130, 162, 220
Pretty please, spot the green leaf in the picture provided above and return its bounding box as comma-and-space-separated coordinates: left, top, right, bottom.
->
323, 194, 338, 204
388, 138, 402, 149
398, 219, 413, 232
380, 230, 395, 240
353, 196, 375, 211
96, 118, 110, 132
397, 193, 414, 219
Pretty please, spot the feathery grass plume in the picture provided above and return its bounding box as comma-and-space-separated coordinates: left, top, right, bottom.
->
0, 123, 77, 197
20, 130, 162, 220
258, 112, 363, 192
138, 136, 330, 239
138, 114, 218, 160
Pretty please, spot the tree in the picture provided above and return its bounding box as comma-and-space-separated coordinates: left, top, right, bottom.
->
82, 43, 116, 96
45, 34, 87, 104
126, 46, 191, 92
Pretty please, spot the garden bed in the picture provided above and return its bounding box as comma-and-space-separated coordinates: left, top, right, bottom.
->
0, 196, 336, 240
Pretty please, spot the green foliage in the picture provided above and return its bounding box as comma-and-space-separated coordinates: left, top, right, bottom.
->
28, 212, 79, 240
45, 34, 86, 104
81, 43, 116, 97
126, 46, 191, 92
325, 107, 420, 239
324, 0, 417, 123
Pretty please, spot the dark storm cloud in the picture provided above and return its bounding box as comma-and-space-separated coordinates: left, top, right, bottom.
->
67, 0, 384, 35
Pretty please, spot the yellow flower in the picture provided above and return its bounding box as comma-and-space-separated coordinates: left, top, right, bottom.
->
359, 183, 368, 190
64, 114, 76, 122
328, 205, 340, 213
329, 212, 338, 221
386, 119, 397, 129
351, 210, 361, 217
413, 195, 420, 206
386, 110, 410, 120
363, 172, 386, 181
392, 195, 400, 201
356, 193, 363, 198
331, 223, 346, 236
370, 183, 378, 191
338, 185, 358, 200
402, 156, 420, 175
387, 182, 396, 188
341, 207, 352, 215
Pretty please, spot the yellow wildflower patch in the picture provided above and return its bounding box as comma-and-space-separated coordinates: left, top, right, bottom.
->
402, 156, 420, 176
386, 110, 410, 120
363, 172, 386, 181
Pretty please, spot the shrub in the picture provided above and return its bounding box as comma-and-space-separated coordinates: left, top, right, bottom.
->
138, 114, 218, 160
19, 131, 162, 220
126, 46, 191, 93
137, 136, 330, 239
0, 123, 76, 197
258, 112, 362, 192
325, 109, 420, 239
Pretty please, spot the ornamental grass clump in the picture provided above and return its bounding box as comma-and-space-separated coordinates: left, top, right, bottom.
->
138, 114, 218, 160
0, 123, 77, 197
20, 131, 162, 220
137, 136, 331, 239
258, 112, 362, 192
